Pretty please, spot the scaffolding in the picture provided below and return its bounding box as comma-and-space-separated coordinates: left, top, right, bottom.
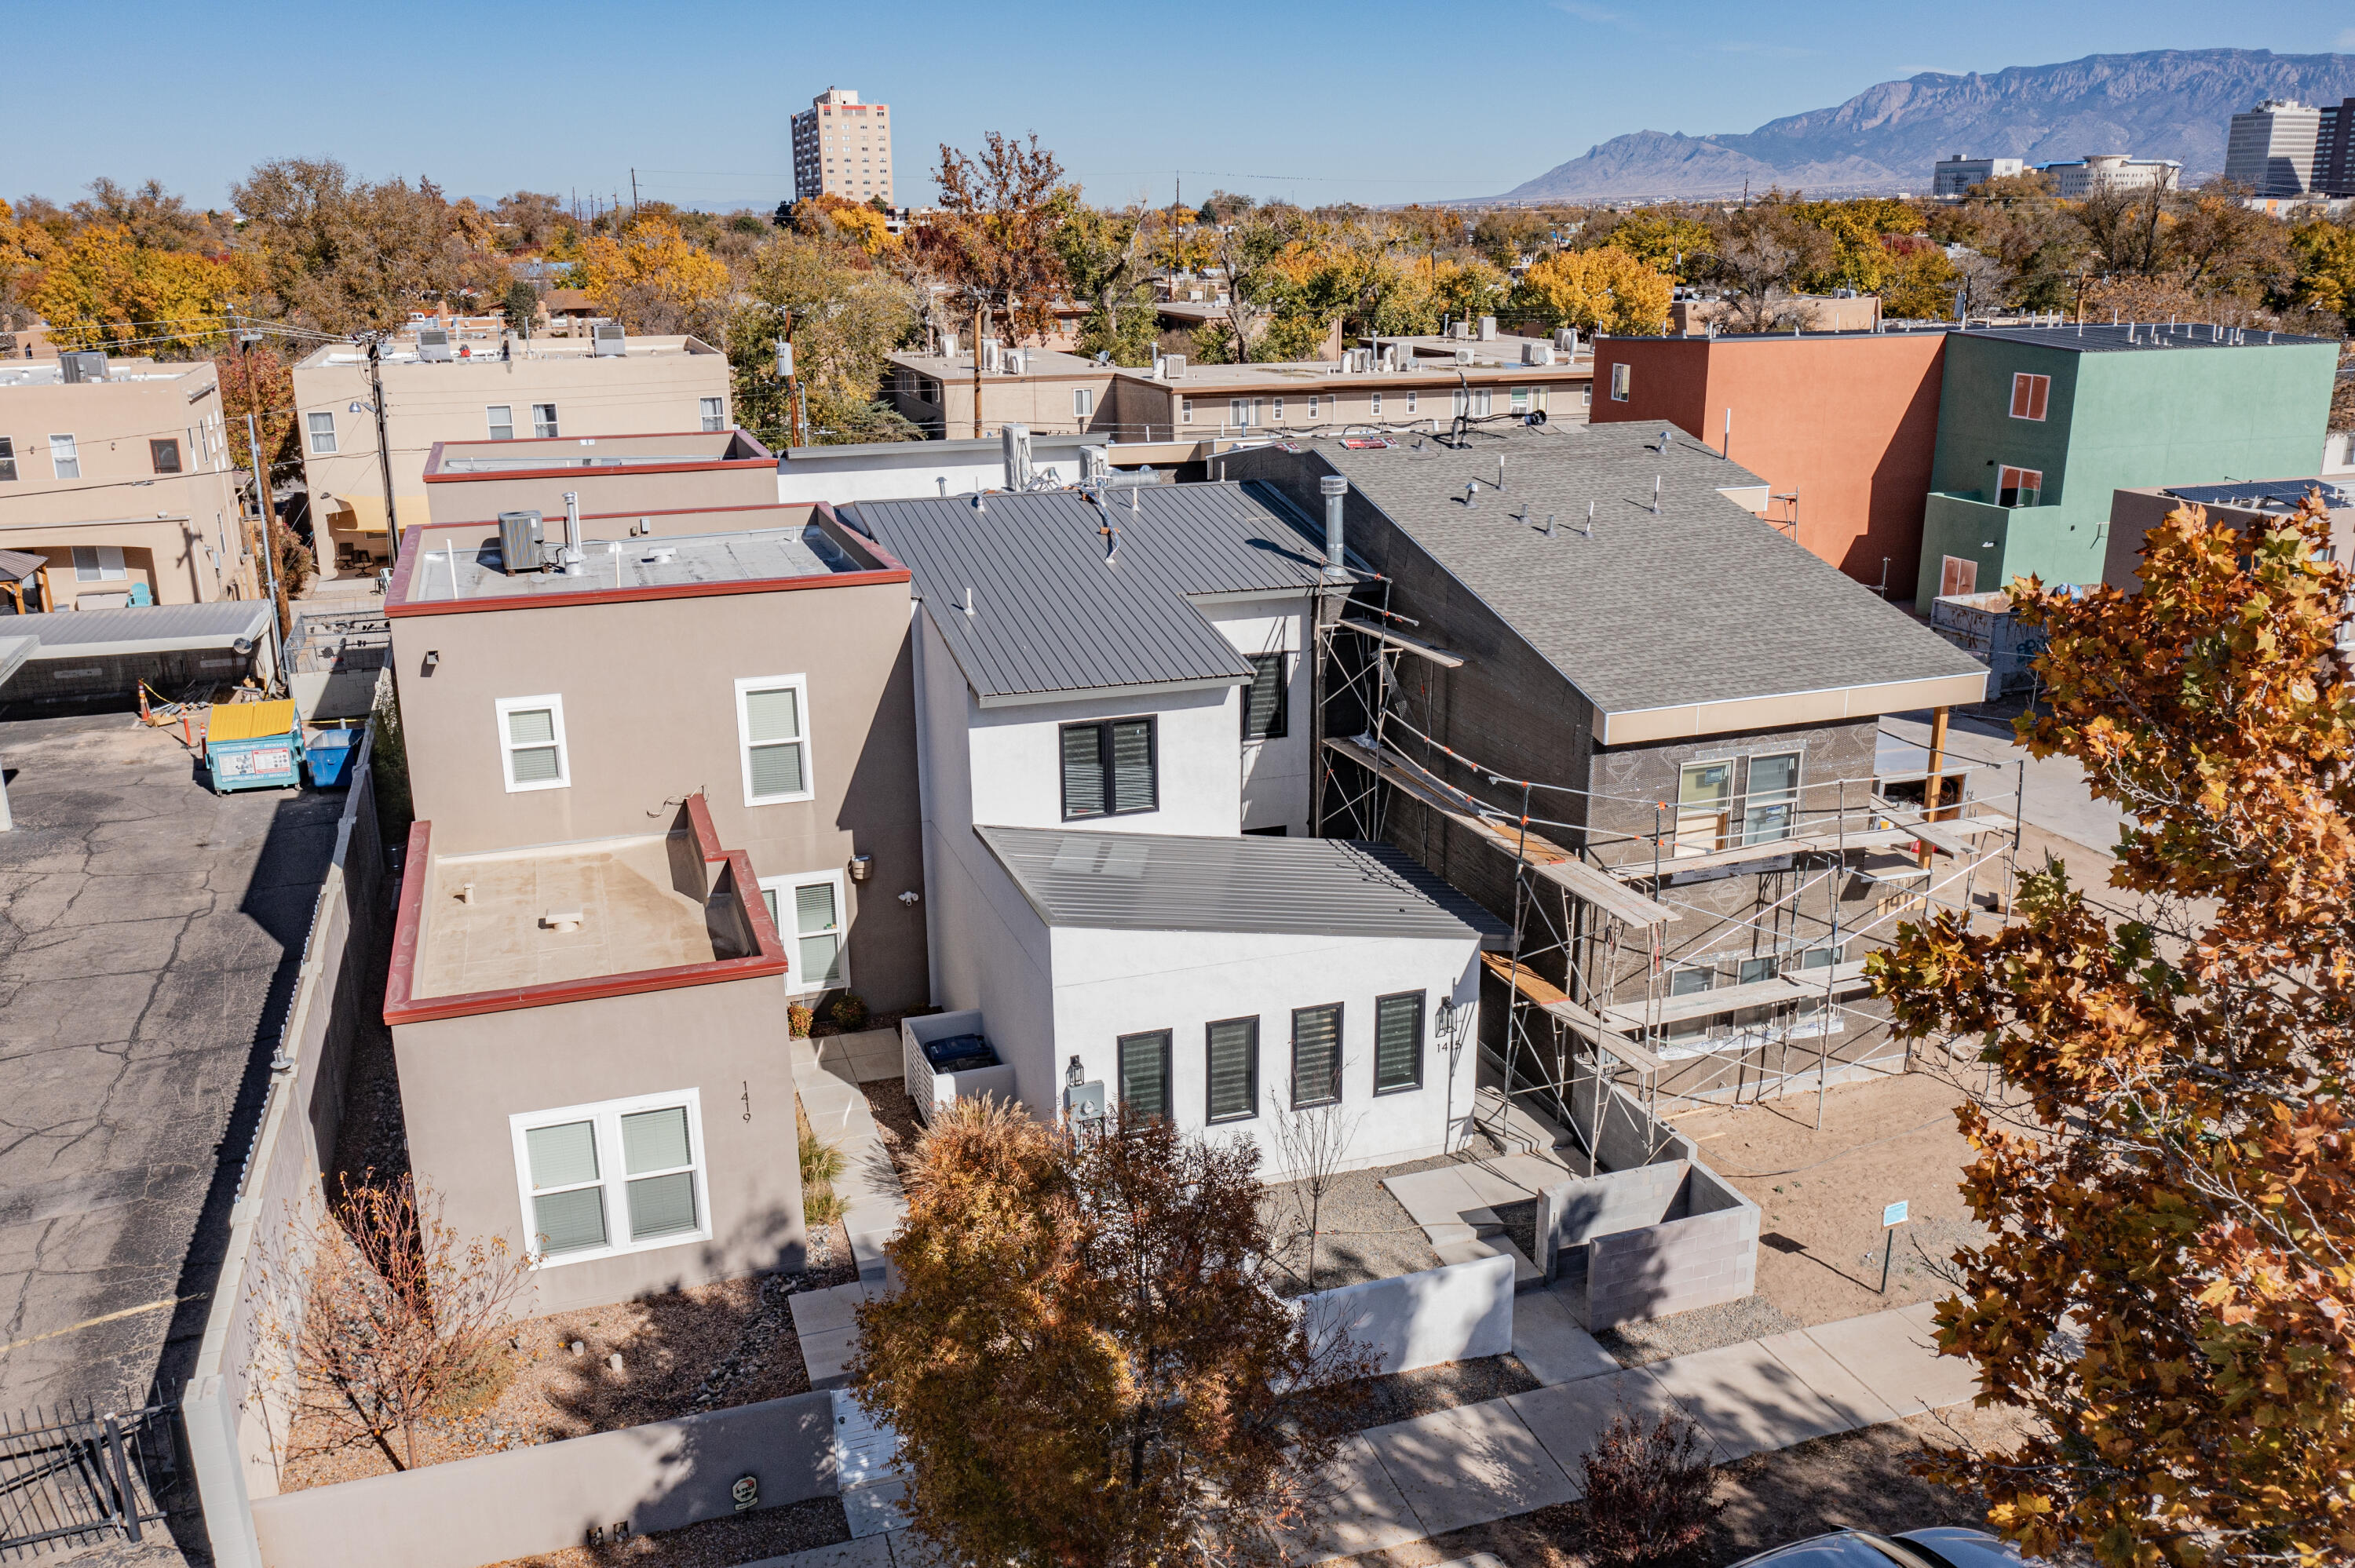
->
1314, 613, 2025, 1163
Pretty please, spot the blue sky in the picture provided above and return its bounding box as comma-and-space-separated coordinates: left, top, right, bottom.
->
10, 1, 2353, 212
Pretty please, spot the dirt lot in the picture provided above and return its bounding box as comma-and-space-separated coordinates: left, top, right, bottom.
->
1665, 1071, 1989, 1327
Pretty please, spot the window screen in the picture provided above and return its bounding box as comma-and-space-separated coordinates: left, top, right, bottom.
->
1243, 653, 1287, 741
1291, 1004, 1342, 1107
1374, 993, 1423, 1093
1207, 1016, 1258, 1122
525, 1121, 607, 1254
1119, 1030, 1172, 1120
150, 439, 181, 474
743, 684, 807, 800
1061, 719, 1156, 820
621, 1107, 698, 1240
487, 405, 514, 441
506, 706, 561, 784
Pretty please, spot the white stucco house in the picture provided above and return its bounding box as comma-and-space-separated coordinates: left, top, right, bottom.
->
848, 482, 1506, 1176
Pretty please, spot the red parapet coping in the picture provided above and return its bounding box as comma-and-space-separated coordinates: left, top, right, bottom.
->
382, 795, 790, 1027
385, 565, 909, 618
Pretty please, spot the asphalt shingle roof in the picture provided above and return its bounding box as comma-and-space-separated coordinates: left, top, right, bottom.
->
1307, 423, 1986, 717
973, 825, 1510, 944
850, 483, 1329, 702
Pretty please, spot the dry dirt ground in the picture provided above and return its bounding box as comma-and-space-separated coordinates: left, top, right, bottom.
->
1663, 1070, 1988, 1327
279, 1223, 856, 1490
1323, 1402, 2046, 1568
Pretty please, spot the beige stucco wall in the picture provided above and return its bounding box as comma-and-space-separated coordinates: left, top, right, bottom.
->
0, 359, 251, 608
291, 340, 731, 559
1113, 367, 1594, 440
388, 574, 928, 1011
391, 974, 802, 1317
893, 363, 1122, 439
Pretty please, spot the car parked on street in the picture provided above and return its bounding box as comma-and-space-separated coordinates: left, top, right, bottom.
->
1727, 1527, 2023, 1568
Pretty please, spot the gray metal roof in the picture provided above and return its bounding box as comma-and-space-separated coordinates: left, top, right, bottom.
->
1957, 323, 2335, 355
850, 483, 1330, 704
973, 825, 1512, 946
1294, 424, 1987, 717
5, 603, 271, 658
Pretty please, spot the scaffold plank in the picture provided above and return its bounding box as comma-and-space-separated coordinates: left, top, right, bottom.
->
1335, 618, 1466, 667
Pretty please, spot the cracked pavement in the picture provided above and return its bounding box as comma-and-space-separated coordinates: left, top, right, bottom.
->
0, 710, 341, 1440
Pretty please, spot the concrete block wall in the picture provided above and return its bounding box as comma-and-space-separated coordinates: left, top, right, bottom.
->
1584, 1200, 1760, 1330
249, 1389, 837, 1568
1535, 1159, 1687, 1276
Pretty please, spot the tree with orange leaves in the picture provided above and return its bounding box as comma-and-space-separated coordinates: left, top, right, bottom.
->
1875, 490, 2355, 1566
850, 1099, 1371, 1566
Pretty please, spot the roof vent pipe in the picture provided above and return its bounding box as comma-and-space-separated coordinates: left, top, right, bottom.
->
562, 490, 579, 553
1319, 474, 1350, 582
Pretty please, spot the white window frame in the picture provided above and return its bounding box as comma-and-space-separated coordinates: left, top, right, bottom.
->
1406, 390, 1418, 415
1072, 387, 1093, 419
487, 404, 514, 441
531, 403, 560, 439
760, 870, 851, 995
495, 694, 570, 793
305, 413, 336, 454
1370, 391, 1382, 418
2009, 372, 2050, 421
700, 396, 726, 432
508, 1088, 710, 1267
49, 433, 79, 480
1306, 394, 1319, 421
72, 544, 126, 582
1179, 396, 1194, 423
1610, 363, 1631, 401
736, 673, 815, 806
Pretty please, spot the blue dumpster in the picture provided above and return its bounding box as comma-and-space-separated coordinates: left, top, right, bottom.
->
306, 727, 358, 787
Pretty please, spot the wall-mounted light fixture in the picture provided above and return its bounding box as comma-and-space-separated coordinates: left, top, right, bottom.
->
848, 853, 874, 882
422, 649, 441, 676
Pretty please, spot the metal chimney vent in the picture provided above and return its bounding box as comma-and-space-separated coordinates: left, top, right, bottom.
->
496, 510, 549, 574
59, 350, 109, 383
591, 322, 626, 356
416, 327, 454, 363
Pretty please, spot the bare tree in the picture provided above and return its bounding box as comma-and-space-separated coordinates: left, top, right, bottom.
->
249, 1175, 533, 1471
1267, 1074, 1366, 1293
922, 133, 1068, 436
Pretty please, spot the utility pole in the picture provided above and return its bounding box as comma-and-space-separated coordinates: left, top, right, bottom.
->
776, 329, 801, 449
972, 304, 986, 439
245, 413, 287, 690
365, 336, 399, 553
630, 167, 640, 217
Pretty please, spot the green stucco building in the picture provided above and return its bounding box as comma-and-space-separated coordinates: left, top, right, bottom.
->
1916, 323, 2339, 607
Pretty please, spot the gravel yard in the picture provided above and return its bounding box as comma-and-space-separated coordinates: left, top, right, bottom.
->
1594, 1293, 1806, 1368
484, 1495, 849, 1568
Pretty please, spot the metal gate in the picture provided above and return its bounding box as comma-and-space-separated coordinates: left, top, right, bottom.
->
0, 1400, 175, 1557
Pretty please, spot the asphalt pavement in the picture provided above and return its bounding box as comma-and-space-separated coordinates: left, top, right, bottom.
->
1881, 706, 2126, 855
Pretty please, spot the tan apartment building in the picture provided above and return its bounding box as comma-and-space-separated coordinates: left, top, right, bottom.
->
382, 508, 926, 1311
790, 87, 894, 206
419, 430, 779, 525
887, 346, 1123, 439
1108, 353, 1595, 442
0, 356, 254, 614
290, 333, 730, 574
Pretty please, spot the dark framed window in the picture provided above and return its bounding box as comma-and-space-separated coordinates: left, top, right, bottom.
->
1291, 1004, 1342, 1108
0, 437, 15, 481
1242, 652, 1287, 741
1118, 1030, 1172, 1121
149, 438, 181, 474
1206, 1016, 1258, 1123
1373, 991, 1424, 1094
1061, 717, 1156, 820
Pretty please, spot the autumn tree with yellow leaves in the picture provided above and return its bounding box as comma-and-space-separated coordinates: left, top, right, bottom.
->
1510, 246, 1672, 336
30, 224, 250, 356
851, 1099, 1372, 1567
572, 217, 732, 340
1875, 491, 2355, 1566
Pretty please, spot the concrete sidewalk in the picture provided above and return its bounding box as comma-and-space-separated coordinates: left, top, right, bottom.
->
747, 1296, 1977, 1568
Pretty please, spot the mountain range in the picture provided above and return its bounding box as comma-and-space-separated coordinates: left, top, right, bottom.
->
1492, 49, 2355, 202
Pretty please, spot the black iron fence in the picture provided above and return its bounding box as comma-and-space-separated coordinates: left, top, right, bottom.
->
0, 1400, 176, 1558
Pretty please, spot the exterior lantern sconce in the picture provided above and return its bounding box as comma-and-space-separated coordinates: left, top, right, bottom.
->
1436, 997, 1460, 1037
1066, 1054, 1085, 1090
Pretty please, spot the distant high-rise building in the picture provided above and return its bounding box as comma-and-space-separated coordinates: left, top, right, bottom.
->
1931, 155, 2025, 198
2225, 98, 2324, 195
790, 87, 895, 207
2316, 97, 2355, 197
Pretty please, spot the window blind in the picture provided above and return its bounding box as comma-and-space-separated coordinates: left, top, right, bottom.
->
1109, 720, 1155, 812
744, 687, 805, 798
1119, 1030, 1171, 1120
525, 1121, 606, 1253
622, 1107, 696, 1240
1374, 994, 1422, 1092
1062, 725, 1106, 817
1207, 1017, 1258, 1122
795, 881, 842, 987
507, 708, 560, 783
1291, 1005, 1342, 1107
1243, 654, 1286, 741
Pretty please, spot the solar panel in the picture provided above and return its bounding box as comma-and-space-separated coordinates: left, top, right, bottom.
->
2163, 480, 2350, 512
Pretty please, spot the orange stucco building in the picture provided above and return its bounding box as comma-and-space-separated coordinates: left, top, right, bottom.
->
1590, 331, 1948, 600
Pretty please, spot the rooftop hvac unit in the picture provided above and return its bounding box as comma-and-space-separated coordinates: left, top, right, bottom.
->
1554, 327, 1580, 356
496, 510, 549, 574
1478, 315, 1497, 341
980, 338, 1002, 373
1004, 350, 1025, 375
1161, 354, 1186, 377
1453, 346, 1474, 366
939, 332, 958, 357
59, 350, 108, 384
1523, 343, 1556, 366
591, 322, 626, 356
1447, 321, 1470, 341
417, 327, 454, 363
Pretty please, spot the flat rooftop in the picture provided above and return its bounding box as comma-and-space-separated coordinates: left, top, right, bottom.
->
389, 519, 893, 612
1131, 357, 1592, 390
2157, 477, 2351, 512
1957, 322, 2335, 354
412, 836, 717, 1000
890, 347, 1112, 381
424, 430, 772, 476
298, 334, 717, 370
0, 359, 206, 388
